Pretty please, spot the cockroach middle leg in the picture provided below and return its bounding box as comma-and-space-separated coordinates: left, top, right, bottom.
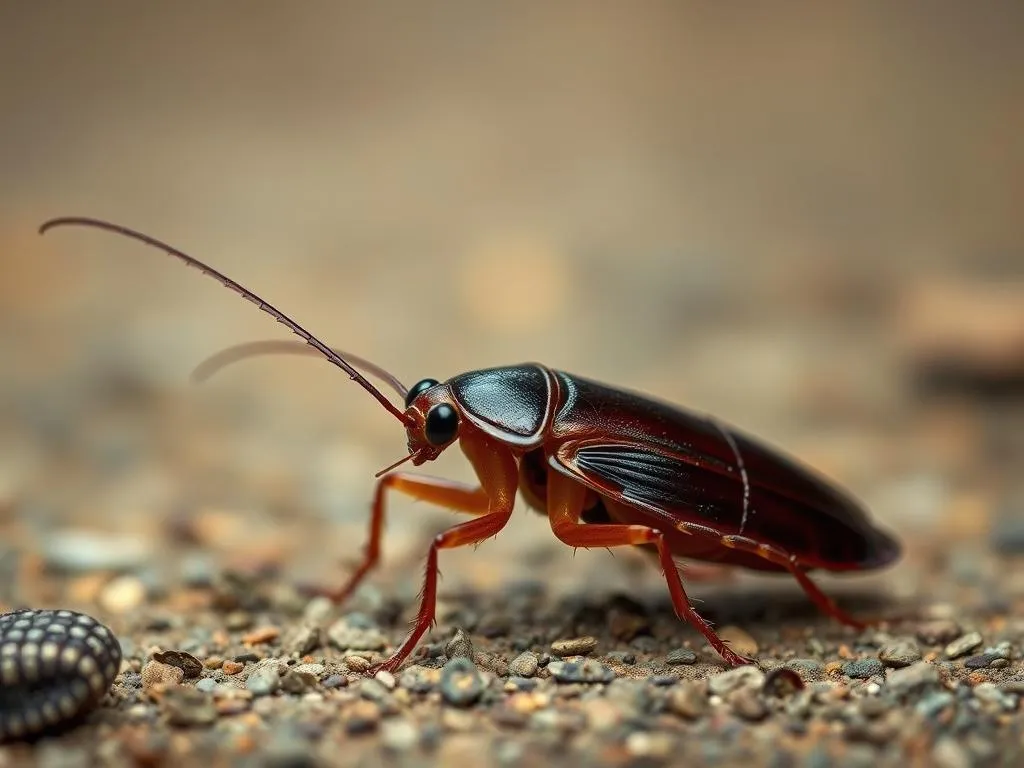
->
318, 473, 490, 605
370, 436, 519, 673
720, 534, 867, 629
546, 473, 752, 667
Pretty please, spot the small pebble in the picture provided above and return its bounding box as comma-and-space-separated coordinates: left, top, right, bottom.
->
763, 667, 805, 697
729, 689, 769, 721
509, 651, 539, 678
879, 639, 923, 668
649, 674, 679, 686
843, 658, 884, 680
303, 596, 335, 623
964, 652, 1003, 670
439, 657, 485, 707
548, 659, 615, 684
445, 628, 474, 661
605, 650, 636, 665
916, 619, 962, 645
242, 626, 281, 645
945, 632, 983, 659
346, 700, 381, 734
344, 655, 372, 673
287, 625, 321, 656
142, 660, 184, 692
474, 651, 509, 676
222, 660, 244, 675
280, 669, 317, 694
161, 687, 217, 727
246, 665, 282, 696
506, 677, 537, 692
708, 665, 766, 696
381, 718, 420, 752
152, 650, 203, 679
885, 662, 942, 696
666, 648, 697, 665
400, 665, 441, 693
667, 682, 709, 719
983, 641, 1012, 660
551, 636, 597, 656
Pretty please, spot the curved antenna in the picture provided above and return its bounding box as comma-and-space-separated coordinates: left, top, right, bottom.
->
38, 216, 413, 426
191, 339, 408, 398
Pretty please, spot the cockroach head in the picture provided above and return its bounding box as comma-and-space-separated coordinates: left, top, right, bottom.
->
402, 377, 461, 462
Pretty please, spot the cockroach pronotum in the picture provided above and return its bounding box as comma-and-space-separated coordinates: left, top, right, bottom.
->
38, 216, 901, 672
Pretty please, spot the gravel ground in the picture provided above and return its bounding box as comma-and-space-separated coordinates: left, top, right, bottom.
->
1, 330, 1023, 767
2, 4, 1024, 767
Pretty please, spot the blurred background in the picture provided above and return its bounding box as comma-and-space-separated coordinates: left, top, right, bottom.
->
1, 1, 1022, 614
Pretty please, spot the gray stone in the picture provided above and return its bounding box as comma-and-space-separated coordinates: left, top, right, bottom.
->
878, 639, 922, 668
944, 632, 983, 659
708, 665, 765, 696
509, 651, 538, 678
246, 664, 282, 696
439, 657, 484, 707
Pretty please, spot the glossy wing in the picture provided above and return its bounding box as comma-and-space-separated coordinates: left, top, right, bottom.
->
552, 437, 898, 570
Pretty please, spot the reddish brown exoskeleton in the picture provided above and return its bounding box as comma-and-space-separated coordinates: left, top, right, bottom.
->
40, 216, 901, 672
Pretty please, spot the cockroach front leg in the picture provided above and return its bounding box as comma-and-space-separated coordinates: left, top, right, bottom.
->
546, 473, 753, 667
370, 435, 519, 674
317, 473, 491, 605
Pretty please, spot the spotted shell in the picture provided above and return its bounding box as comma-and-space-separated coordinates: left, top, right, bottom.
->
0, 609, 122, 741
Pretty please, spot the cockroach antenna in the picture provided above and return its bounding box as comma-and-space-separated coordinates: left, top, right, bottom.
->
189, 339, 408, 400
38, 217, 414, 426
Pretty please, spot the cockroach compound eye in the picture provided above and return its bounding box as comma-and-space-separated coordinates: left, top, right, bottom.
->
0, 609, 122, 742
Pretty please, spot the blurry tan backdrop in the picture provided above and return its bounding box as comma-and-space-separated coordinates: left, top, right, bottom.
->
1, 2, 1022, 598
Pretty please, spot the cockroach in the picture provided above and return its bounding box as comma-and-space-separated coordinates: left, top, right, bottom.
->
38, 216, 901, 672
